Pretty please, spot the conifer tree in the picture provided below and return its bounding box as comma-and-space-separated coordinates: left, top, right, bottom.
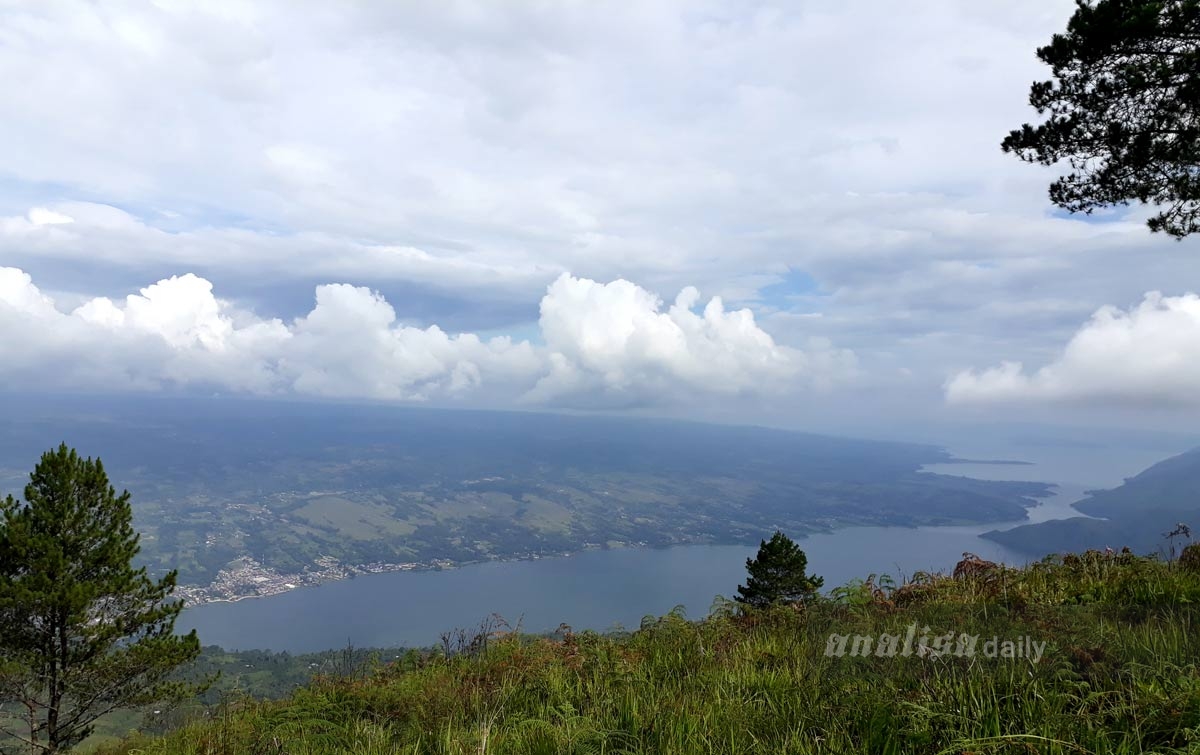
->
736, 530, 824, 608
1003, 0, 1200, 237
0, 444, 201, 754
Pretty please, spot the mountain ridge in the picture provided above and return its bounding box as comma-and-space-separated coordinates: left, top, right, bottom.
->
983, 446, 1200, 556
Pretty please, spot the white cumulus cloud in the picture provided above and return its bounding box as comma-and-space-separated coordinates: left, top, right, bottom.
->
530, 274, 854, 405
945, 292, 1200, 405
0, 268, 852, 405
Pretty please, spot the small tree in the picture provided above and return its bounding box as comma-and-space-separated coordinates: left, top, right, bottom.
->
736, 530, 824, 608
1002, 0, 1200, 238
0, 444, 201, 754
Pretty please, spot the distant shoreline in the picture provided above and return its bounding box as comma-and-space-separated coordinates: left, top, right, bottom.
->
180, 555, 558, 608
179, 494, 1059, 609
938, 458, 1035, 466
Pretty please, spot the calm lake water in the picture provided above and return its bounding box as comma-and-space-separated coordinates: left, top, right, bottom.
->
180, 480, 1090, 653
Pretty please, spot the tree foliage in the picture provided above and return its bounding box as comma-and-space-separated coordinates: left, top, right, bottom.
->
735, 531, 824, 608
1003, 0, 1200, 237
0, 444, 201, 754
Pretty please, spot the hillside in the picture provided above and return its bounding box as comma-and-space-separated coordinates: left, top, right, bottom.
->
1073, 447, 1200, 518
0, 395, 1050, 602
98, 550, 1200, 755
983, 447, 1200, 557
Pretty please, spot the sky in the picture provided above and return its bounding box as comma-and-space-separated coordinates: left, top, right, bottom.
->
3, 0, 1200, 448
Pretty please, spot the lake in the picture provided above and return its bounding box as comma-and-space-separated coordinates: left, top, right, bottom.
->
180, 482, 1089, 653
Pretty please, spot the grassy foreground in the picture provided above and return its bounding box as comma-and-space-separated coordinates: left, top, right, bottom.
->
101, 549, 1200, 754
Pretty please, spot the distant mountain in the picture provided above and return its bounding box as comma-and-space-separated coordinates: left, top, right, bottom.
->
0, 394, 1052, 598
983, 448, 1200, 557
1072, 447, 1200, 519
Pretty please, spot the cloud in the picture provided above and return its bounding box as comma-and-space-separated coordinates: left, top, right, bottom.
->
11, 0, 1200, 425
0, 202, 555, 305
530, 274, 852, 405
0, 268, 850, 405
0, 3, 1113, 310
946, 292, 1200, 405
283, 283, 542, 401
0, 268, 291, 393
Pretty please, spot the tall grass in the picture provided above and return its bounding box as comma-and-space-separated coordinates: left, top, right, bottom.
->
102, 549, 1200, 754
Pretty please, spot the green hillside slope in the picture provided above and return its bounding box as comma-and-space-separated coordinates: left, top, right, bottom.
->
99, 549, 1200, 755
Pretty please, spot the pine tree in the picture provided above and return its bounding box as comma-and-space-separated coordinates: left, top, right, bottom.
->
735, 531, 824, 608
1002, 0, 1200, 237
0, 444, 201, 754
